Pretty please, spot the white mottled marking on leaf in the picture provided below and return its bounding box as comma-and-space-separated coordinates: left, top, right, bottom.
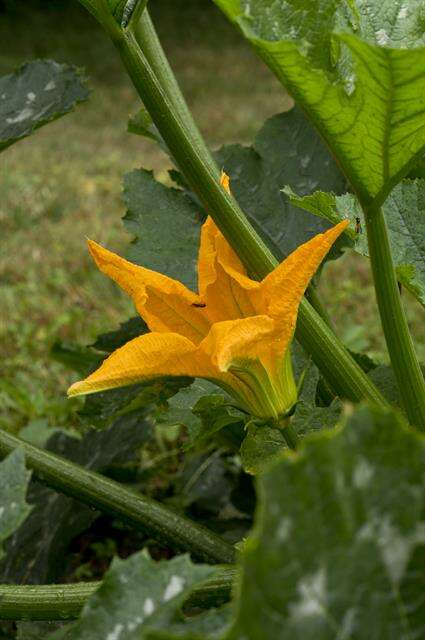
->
375, 29, 389, 45
289, 568, 327, 619
0, 507, 4, 518
300, 155, 310, 169
163, 575, 185, 601
6, 107, 33, 123
344, 74, 356, 96
276, 517, 292, 542
127, 617, 143, 632
335, 470, 346, 493
336, 608, 356, 640
106, 623, 124, 640
398, 4, 408, 19
27, 92, 36, 102
143, 597, 155, 615
352, 457, 374, 489
44, 80, 56, 91
379, 519, 425, 584
357, 521, 374, 541
358, 515, 425, 584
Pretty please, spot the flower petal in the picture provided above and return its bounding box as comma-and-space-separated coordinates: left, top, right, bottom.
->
199, 316, 297, 418
67, 332, 215, 397
200, 315, 281, 372
255, 221, 349, 327
88, 240, 211, 343
197, 218, 259, 322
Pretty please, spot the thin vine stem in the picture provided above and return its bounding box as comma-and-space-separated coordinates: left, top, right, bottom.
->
0, 567, 236, 621
0, 430, 235, 565
100, 21, 387, 408
363, 204, 425, 429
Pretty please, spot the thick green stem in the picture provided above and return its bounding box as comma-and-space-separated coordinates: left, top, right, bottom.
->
364, 205, 425, 429
137, 10, 335, 342
106, 26, 386, 408
0, 568, 236, 620
0, 582, 94, 621
280, 421, 298, 450
305, 284, 335, 332
135, 10, 214, 172
0, 430, 235, 564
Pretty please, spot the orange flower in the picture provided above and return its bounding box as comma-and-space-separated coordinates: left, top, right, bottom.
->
68, 174, 347, 419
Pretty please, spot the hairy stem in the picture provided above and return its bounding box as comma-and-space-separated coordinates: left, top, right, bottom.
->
105, 25, 386, 408
364, 205, 425, 429
0, 567, 236, 620
0, 430, 235, 564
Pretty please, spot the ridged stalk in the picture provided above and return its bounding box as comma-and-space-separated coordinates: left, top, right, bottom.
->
364, 205, 425, 429
104, 23, 386, 408
0, 567, 236, 620
0, 430, 235, 564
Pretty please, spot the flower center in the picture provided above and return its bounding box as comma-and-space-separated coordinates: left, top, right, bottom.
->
225, 349, 297, 420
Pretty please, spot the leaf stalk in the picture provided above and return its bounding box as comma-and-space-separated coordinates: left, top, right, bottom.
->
0, 567, 235, 620
363, 204, 425, 429
0, 430, 235, 564
105, 15, 387, 408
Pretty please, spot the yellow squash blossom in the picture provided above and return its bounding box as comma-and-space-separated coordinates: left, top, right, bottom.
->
68, 175, 348, 420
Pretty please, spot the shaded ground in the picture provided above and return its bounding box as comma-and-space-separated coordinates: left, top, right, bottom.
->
0, 0, 423, 430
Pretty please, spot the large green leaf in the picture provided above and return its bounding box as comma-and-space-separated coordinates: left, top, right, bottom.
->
286, 178, 425, 306
123, 169, 202, 290
214, 0, 425, 205
122, 108, 347, 299
216, 107, 347, 259
228, 405, 425, 639
0, 59, 88, 152
49, 553, 228, 639
0, 449, 32, 561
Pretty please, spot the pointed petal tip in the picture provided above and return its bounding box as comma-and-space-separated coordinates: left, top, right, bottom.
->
337, 219, 350, 231
67, 381, 85, 397
322, 218, 350, 244
86, 238, 103, 256
67, 378, 107, 397
220, 169, 230, 193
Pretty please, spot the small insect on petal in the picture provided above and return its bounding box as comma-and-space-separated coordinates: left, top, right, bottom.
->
220, 169, 231, 194
355, 217, 362, 234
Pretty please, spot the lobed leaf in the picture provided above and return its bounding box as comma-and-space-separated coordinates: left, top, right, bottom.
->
0, 59, 88, 152
228, 404, 425, 639
216, 107, 347, 259
214, 0, 425, 205
0, 449, 32, 562
123, 169, 202, 291
287, 178, 425, 306
48, 553, 229, 639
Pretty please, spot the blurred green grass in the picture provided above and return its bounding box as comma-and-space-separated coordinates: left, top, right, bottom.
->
0, 1, 423, 430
